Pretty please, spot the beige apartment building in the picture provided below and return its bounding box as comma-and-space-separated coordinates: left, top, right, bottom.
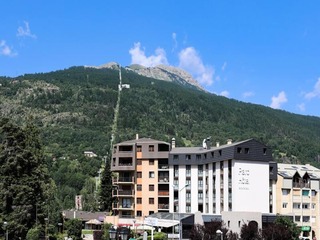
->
110, 136, 170, 225
274, 163, 320, 239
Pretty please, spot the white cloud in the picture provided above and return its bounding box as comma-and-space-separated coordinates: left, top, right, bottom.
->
242, 91, 255, 98
297, 103, 305, 112
219, 90, 230, 97
305, 78, 320, 99
270, 91, 287, 109
129, 42, 168, 67
178, 47, 214, 86
172, 32, 177, 52
221, 62, 227, 71
0, 40, 17, 57
17, 21, 37, 38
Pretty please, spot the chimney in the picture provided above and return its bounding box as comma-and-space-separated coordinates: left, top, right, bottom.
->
172, 138, 176, 149
136, 133, 139, 140
227, 139, 232, 145
216, 142, 220, 147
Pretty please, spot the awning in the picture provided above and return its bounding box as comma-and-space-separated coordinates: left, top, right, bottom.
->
85, 219, 102, 225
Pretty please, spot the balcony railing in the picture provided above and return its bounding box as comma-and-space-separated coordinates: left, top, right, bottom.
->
113, 203, 135, 210
293, 182, 311, 188
113, 176, 134, 183
158, 190, 169, 196
159, 177, 169, 183
158, 204, 169, 209
113, 189, 135, 196
158, 164, 169, 170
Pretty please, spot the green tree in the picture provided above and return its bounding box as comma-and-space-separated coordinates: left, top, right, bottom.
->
65, 218, 82, 240
262, 216, 300, 240
240, 221, 262, 240
99, 158, 114, 211
0, 118, 51, 239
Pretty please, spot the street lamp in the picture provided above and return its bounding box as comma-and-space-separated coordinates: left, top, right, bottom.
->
177, 184, 189, 240
3, 222, 8, 240
133, 219, 136, 238
216, 229, 223, 240
119, 226, 129, 240
109, 226, 117, 240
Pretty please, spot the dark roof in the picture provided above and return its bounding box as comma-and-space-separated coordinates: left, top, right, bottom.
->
170, 139, 253, 154
62, 210, 108, 222
117, 138, 169, 145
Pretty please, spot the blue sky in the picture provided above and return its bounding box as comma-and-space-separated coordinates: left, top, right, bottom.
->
1, 1, 320, 117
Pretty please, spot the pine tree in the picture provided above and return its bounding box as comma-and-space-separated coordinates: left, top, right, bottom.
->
0, 118, 50, 239
99, 156, 114, 212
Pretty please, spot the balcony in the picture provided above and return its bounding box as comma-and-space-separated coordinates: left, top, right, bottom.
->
158, 190, 169, 196
158, 164, 169, 170
113, 189, 135, 197
158, 203, 169, 210
293, 182, 311, 188
113, 203, 135, 210
113, 176, 135, 184
159, 177, 169, 183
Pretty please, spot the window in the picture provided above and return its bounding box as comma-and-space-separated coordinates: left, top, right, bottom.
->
282, 202, 288, 208
137, 160, 142, 165
137, 185, 142, 191
198, 180, 203, 188
293, 203, 301, 209
173, 155, 179, 160
186, 179, 191, 187
149, 171, 155, 178
237, 147, 242, 153
149, 211, 154, 215
186, 154, 191, 160
196, 154, 201, 160
137, 145, 142, 152
245, 148, 249, 154
186, 205, 191, 213
198, 165, 203, 175
149, 159, 154, 165
282, 189, 290, 195
137, 172, 142, 178
312, 203, 316, 209
137, 198, 142, 204
137, 211, 142, 216
204, 153, 207, 159
186, 165, 191, 176
295, 216, 300, 222
186, 192, 191, 202
211, 152, 214, 158
302, 203, 309, 209
263, 148, 267, 155
219, 150, 222, 156
198, 192, 203, 200
302, 190, 309, 196
149, 145, 154, 152
312, 190, 317, 196
149, 198, 154, 204
149, 185, 154, 191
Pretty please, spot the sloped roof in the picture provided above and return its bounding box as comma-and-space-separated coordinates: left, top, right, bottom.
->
170, 139, 254, 154
63, 210, 108, 222
278, 163, 320, 179
117, 137, 169, 145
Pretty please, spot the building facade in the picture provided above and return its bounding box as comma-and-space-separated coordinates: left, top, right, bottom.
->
110, 137, 170, 224
169, 138, 274, 216
273, 163, 320, 239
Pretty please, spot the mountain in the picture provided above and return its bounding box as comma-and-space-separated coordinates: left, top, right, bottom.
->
0, 65, 320, 166
93, 62, 204, 91
1, 64, 320, 209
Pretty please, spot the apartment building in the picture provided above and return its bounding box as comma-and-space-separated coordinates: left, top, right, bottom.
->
110, 137, 170, 224
273, 163, 320, 239
168, 138, 274, 216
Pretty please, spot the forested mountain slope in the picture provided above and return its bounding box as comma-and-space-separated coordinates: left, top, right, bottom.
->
1, 66, 320, 165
